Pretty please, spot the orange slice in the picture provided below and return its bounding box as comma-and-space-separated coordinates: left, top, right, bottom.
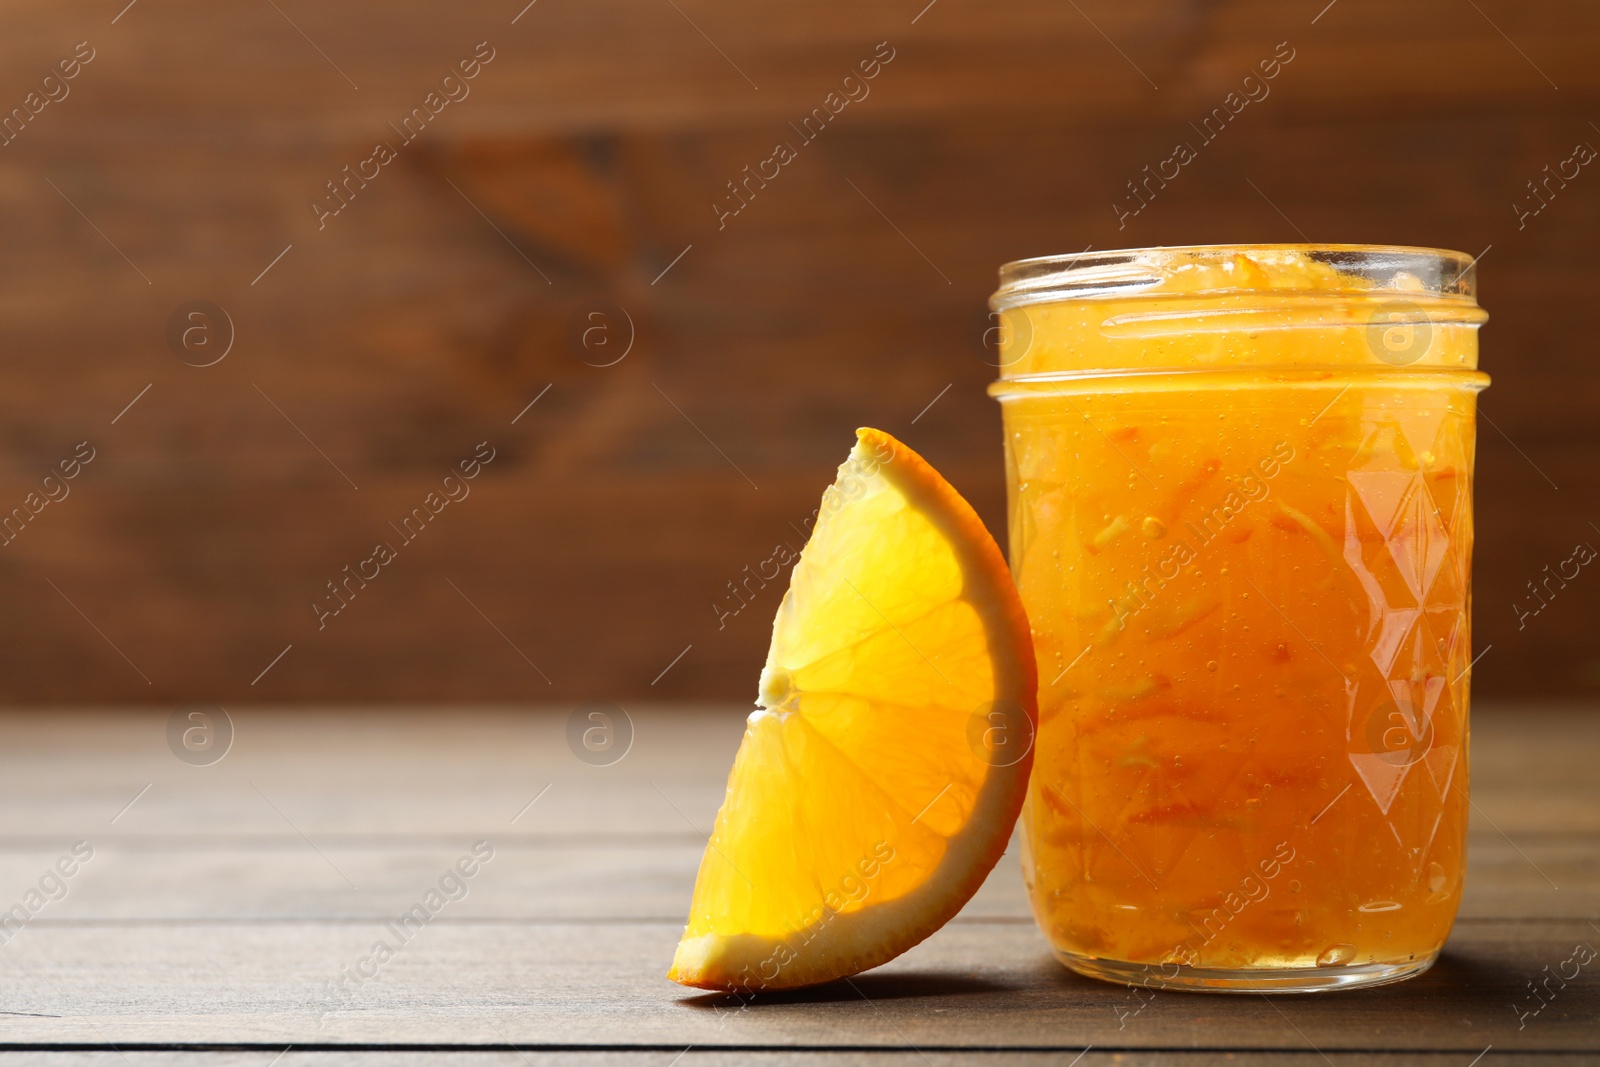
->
669, 427, 1037, 992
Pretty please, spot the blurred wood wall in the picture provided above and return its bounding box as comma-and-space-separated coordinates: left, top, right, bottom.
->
0, 0, 1597, 703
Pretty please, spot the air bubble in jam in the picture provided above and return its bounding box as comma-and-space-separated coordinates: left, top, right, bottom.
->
1316, 944, 1357, 967
1426, 862, 1450, 900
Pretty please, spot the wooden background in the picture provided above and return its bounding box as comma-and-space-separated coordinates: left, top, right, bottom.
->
0, 0, 1597, 704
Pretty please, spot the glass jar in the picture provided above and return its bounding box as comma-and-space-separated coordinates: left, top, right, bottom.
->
989, 245, 1488, 992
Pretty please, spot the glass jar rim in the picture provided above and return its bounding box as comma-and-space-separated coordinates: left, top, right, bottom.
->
990, 244, 1479, 312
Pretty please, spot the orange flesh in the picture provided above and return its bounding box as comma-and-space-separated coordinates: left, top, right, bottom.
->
998, 251, 1482, 972
669, 429, 1036, 991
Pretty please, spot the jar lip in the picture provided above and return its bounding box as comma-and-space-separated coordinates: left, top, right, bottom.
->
991, 244, 1480, 311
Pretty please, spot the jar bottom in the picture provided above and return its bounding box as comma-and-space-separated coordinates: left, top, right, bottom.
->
1053, 949, 1437, 994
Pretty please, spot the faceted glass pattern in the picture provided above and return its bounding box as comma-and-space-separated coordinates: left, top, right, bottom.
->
1005, 377, 1477, 982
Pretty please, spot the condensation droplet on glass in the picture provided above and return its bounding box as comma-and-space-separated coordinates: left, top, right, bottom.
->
1141, 516, 1166, 539
1206, 660, 1219, 672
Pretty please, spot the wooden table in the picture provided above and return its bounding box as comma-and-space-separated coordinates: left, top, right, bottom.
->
1, 705, 1594, 1065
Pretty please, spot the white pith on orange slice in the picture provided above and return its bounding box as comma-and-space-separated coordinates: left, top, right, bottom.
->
669, 427, 1037, 992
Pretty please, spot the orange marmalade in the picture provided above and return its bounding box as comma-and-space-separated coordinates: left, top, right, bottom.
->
989, 246, 1488, 991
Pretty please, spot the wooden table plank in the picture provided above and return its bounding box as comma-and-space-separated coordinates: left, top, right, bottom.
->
0, 705, 745, 838
0, 830, 1590, 921
0, 705, 1594, 1057
0, 1055, 1586, 1066
2, 705, 1593, 835
0, 919, 1594, 1051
